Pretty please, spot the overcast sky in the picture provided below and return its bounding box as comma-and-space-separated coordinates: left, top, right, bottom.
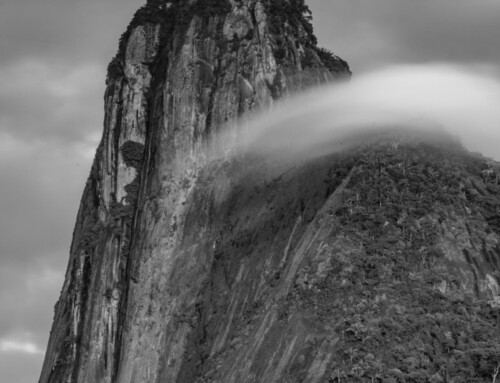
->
1, 1, 499, 382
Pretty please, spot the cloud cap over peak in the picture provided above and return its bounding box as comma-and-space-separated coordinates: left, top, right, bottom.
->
243, 64, 500, 161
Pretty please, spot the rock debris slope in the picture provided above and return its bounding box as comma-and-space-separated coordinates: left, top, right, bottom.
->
39, 1, 500, 382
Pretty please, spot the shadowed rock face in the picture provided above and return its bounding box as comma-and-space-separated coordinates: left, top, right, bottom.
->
39, 1, 500, 383
174, 140, 500, 383
39, 1, 349, 382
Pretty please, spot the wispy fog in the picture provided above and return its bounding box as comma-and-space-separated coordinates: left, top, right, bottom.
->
239, 65, 500, 161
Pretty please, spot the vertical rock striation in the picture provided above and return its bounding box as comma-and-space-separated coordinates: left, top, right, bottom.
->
40, 1, 500, 382
39, 1, 349, 382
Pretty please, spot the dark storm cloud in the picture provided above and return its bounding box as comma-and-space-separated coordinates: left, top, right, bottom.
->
308, 0, 500, 73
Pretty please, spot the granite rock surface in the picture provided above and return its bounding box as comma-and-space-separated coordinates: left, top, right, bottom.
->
39, 1, 500, 383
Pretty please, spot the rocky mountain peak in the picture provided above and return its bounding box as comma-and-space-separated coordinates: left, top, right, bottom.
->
39, 2, 350, 383
39, 1, 500, 383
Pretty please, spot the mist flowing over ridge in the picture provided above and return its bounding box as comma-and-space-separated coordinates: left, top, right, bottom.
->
39, 0, 500, 382
38, 1, 351, 381
237, 64, 500, 160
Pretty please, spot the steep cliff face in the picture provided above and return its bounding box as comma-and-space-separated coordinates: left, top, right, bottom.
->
40, 1, 500, 383
39, 1, 349, 382
165, 134, 500, 383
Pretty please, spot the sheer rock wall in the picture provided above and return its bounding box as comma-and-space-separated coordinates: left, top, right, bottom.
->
40, 1, 500, 382
39, 1, 350, 382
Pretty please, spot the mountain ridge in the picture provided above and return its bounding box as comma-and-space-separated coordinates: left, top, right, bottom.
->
39, 1, 350, 382
39, 1, 500, 382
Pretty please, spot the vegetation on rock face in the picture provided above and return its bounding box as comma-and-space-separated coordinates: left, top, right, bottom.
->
263, 0, 316, 45
192, 0, 231, 18
111, 141, 146, 228
294, 142, 500, 381
183, 133, 500, 382
262, 0, 350, 73
71, 146, 106, 257
48, 1, 500, 382
315, 46, 350, 73
120, 140, 145, 169
107, 0, 232, 82
41, 2, 354, 382
72, 140, 146, 256
107, 0, 349, 81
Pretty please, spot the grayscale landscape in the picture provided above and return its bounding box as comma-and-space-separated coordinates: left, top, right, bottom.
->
1, 1, 500, 382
